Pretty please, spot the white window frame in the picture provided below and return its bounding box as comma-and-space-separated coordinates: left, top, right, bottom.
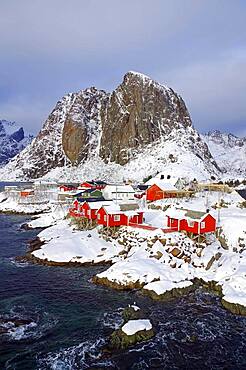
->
201, 221, 205, 229
114, 215, 121, 222
104, 215, 107, 222
97, 213, 100, 220
187, 219, 195, 227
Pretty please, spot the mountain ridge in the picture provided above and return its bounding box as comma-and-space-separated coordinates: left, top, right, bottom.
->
0, 71, 228, 182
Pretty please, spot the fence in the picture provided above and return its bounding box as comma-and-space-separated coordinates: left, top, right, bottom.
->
128, 222, 178, 233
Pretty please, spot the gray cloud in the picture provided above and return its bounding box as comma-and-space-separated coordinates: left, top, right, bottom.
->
0, 0, 245, 135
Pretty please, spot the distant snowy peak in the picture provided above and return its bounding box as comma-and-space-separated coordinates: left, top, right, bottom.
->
204, 130, 246, 148
0, 120, 33, 166
203, 131, 246, 177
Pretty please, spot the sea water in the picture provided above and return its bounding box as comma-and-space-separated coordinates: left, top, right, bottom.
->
0, 213, 246, 369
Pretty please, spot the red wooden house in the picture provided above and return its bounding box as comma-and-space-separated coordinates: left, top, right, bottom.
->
166, 207, 216, 234
80, 181, 95, 189
80, 201, 98, 220
79, 181, 107, 190
146, 182, 178, 202
77, 201, 112, 220
20, 189, 34, 197
59, 184, 77, 192
97, 206, 144, 227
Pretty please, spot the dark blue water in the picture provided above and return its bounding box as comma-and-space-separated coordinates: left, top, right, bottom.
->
0, 213, 246, 370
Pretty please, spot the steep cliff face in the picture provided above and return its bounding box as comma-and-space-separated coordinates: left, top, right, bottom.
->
0, 120, 33, 166
100, 71, 193, 164
62, 87, 107, 164
99, 71, 215, 168
0, 71, 221, 181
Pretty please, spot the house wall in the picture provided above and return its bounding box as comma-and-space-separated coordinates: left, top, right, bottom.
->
97, 208, 130, 226
180, 214, 216, 234
129, 212, 144, 224
73, 199, 79, 210
167, 216, 179, 229
81, 202, 98, 220
146, 184, 177, 201
200, 214, 216, 233
97, 208, 107, 225
180, 219, 199, 234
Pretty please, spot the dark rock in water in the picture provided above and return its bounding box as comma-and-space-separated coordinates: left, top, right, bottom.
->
143, 282, 194, 301
122, 306, 142, 323
15, 255, 29, 263
106, 304, 155, 350
20, 223, 32, 230
110, 325, 155, 350
28, 237, 45, 251
0, 317, 33, 335
221, 299, 246, 316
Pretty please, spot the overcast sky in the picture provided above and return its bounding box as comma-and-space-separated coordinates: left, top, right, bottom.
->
0, 0, 245, 136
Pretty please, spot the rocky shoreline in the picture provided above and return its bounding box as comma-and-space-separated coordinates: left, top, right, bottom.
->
20, 233, 246, 317
17, 236, 113, 268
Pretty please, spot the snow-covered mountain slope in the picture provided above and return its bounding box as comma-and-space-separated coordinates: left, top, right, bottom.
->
0, 120, 33, 166
0, 71, 220, 182
203, 131, 246, 178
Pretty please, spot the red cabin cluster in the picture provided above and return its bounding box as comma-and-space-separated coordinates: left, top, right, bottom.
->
69, 201, 144, 227
166, 207, 216, 234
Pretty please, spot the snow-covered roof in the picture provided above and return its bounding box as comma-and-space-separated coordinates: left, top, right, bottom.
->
86, 200, 112, 209
166, 206, 208, 221
148, 180, 177, 191
103, 184, 135, 193
101, 204, 121, 214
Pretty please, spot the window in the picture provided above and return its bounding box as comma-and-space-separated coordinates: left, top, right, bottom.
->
201, 221, 205, 229
97, 213, 100, 220
114, 215, 120, 221
104, 215, 107, 222
187, 219, 195, 227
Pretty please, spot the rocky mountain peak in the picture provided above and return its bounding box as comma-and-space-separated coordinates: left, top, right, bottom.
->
99, 71, 196, 165
0, 72, 221, 180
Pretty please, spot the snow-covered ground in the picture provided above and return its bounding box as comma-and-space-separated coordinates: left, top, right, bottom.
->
0, 197, 50, 214
3, 186, 244, 313
0, 138, 219, 183
32, 220, 124, 264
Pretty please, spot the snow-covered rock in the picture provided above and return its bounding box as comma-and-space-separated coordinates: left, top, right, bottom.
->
203, 130, 246, 177
121, 319, 152, 336
31, 220, 123, 264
